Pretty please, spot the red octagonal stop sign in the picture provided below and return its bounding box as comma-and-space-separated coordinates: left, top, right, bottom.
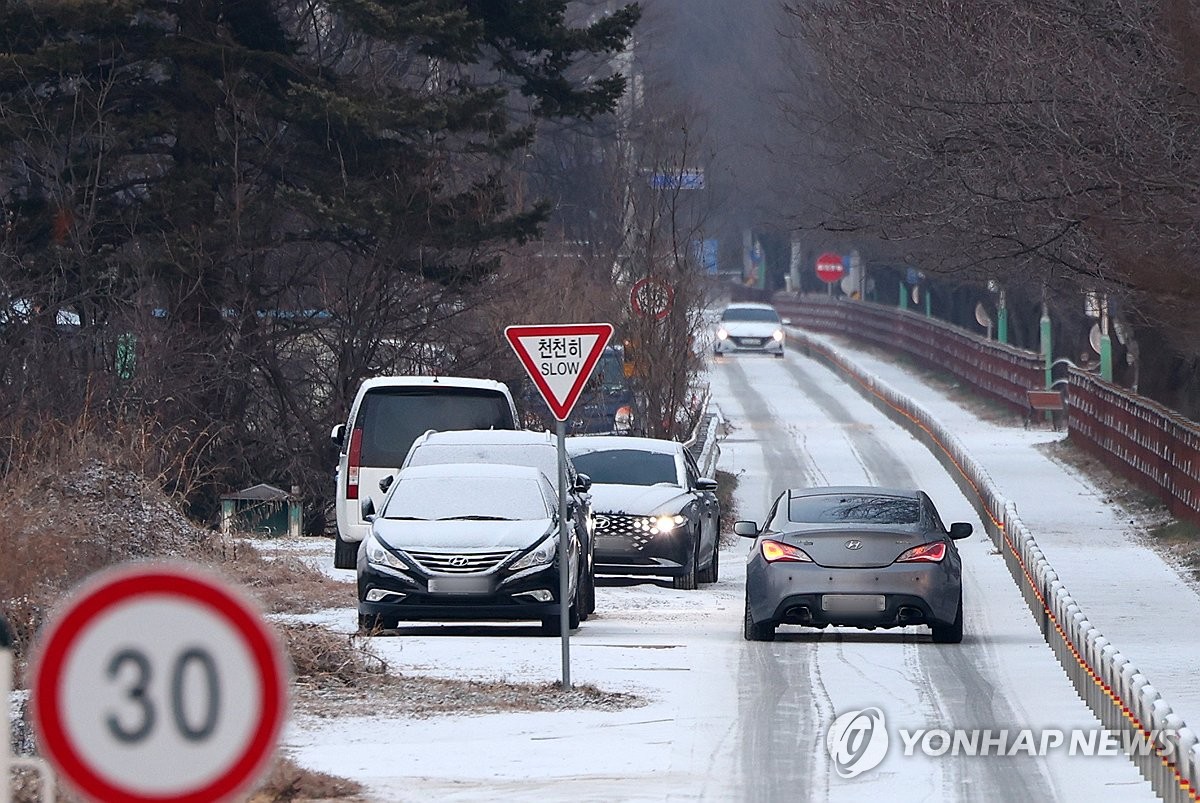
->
816, 252, 845, 283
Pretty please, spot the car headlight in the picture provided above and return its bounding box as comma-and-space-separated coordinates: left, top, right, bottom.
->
650, 514, 686, 534
510, 536, 557, 571
365, 532, 407, 571
716, 328, 729, 340
614, 405, 633, 432
772, 329, 784, 341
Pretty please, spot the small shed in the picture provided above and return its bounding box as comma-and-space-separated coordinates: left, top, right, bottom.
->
220, 483, 302, 537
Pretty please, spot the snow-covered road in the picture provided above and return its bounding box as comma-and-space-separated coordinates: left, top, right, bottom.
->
284, 345, 1168, 801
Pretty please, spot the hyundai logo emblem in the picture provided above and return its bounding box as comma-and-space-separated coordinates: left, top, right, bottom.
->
595, 516, 611, 529
844, 540, 863, 550
447, 555, 470, 567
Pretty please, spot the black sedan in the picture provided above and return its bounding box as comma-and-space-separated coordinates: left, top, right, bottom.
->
737, 486, 972, 642
566, 436, 720, 590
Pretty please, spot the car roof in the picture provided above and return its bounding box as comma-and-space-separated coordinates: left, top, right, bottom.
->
722, 302, 777, 311
357, 376, 511, 393
566, 435, 682, 456
416, 429, 556, 446
787, 485, 921, 500
397, 462, 547, 481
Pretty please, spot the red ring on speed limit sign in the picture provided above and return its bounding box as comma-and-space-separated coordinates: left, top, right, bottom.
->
31, 564, 288, 803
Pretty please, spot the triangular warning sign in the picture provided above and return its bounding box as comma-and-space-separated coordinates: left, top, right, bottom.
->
505, 323, 614, 421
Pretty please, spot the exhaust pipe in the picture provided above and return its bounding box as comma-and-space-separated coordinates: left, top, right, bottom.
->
783, 606, 813, 623
897, 606, 925, 624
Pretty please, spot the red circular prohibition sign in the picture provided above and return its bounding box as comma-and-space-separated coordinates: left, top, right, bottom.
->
32, 566, 288, 803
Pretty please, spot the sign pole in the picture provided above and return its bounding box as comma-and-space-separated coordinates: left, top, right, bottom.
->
556, 419, 570, 690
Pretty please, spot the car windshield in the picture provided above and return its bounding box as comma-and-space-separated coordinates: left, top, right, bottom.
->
384, 476, 550, 521
721, 307, 780, 323
788, 494, 920, 524
408, 443, 557, 480
356, 389, 514, 467
569, 449, 679, 486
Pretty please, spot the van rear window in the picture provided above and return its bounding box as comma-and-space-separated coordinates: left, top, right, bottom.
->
356, 389, 515, 467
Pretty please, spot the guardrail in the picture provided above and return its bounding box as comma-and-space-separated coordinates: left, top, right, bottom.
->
683, 385, 722, 480
777, 293, 1200, 533
791, 329, 1199, 803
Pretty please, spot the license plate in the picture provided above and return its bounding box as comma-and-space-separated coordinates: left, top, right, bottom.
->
821, 594, 885, 612
742, 338, 762, 347
428, 576, 492, 595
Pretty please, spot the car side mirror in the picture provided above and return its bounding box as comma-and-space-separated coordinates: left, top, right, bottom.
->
733, 520, 759, 538
781, 318, 793, 326
574, 474, 592, 493
695, 477, 718, 492
949, 522, 973, 540
360, 497, 376, 522
379, 474, 395, 493
330, 423, 346, 450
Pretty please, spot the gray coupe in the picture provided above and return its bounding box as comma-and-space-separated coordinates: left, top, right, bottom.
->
737, 486, 972, 642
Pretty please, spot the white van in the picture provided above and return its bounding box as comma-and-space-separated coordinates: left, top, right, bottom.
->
330, 376, 519, 568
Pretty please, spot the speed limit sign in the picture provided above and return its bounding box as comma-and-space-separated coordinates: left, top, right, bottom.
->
31, 563, 289, 803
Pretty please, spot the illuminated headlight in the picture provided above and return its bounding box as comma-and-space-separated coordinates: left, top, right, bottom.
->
772, 329, 784, 341
649, 514, 686, 534
510, 536, 557, 571
716, 328, 729, 340
365, 532, 407, 571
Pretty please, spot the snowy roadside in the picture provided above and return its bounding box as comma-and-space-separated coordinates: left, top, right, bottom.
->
798, 328, 1200, 728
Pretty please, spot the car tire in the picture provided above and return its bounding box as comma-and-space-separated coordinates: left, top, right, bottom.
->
671, 538, 699, 590
582, 567, 596, 618
698, 543, 719, 584
743, 596, 775, 641
334, 532, 358, 569
931, 597, 964, 644
541, 601, 580, 636
357, 613, 392, 634
774, 351, 785, 359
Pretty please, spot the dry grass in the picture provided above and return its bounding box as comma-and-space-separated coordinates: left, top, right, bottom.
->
716, 468, 740, 546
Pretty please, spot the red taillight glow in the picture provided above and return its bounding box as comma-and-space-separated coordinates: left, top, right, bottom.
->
346, 427, 363, 501
761, 539, 814, 563
895, 541, 946, 563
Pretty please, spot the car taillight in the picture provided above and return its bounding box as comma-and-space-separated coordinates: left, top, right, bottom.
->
761, 539, 814, 563
346, 427, 363, 501
895, 541, 946, 563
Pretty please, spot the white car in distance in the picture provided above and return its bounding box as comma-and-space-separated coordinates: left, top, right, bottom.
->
713, 303, 788, 358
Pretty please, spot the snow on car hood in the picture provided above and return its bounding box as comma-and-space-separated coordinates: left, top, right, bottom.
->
720, 320, 781, 338
372, 518, 553, 551
588, 483, 690, 515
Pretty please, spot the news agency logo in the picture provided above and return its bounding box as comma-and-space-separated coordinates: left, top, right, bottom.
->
826, 707, 1184, 779
826, 708, 889, 778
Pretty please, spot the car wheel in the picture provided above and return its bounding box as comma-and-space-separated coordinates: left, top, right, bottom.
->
357, 613, 392, 634
671, 537, 699, 590
334, 532, 358, 569
931, 596, 964, 644
743, 596, 775, 641
583, 567, 596, 618
698, 543, 719, 584
541, 598, 581, 635
774, 351, 785, 359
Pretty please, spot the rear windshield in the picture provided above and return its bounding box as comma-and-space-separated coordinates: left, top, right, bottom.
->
356, 389, 515, 467
788, 494, 920, 524
384, 476, 550, 521
407, 443, 557, 480
721, 307, 780, 323
570, 449, 678, 486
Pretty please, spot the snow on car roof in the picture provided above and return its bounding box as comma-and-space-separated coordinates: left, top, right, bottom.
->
566, 435, 681, 456
722, 302, 778, 311
396, 462, 547, 481
788, 485, 920, 500
357, 375, 510, 393
418, 429, 556, 446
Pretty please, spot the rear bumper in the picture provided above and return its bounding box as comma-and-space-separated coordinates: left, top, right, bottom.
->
746, 559, 960, 628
